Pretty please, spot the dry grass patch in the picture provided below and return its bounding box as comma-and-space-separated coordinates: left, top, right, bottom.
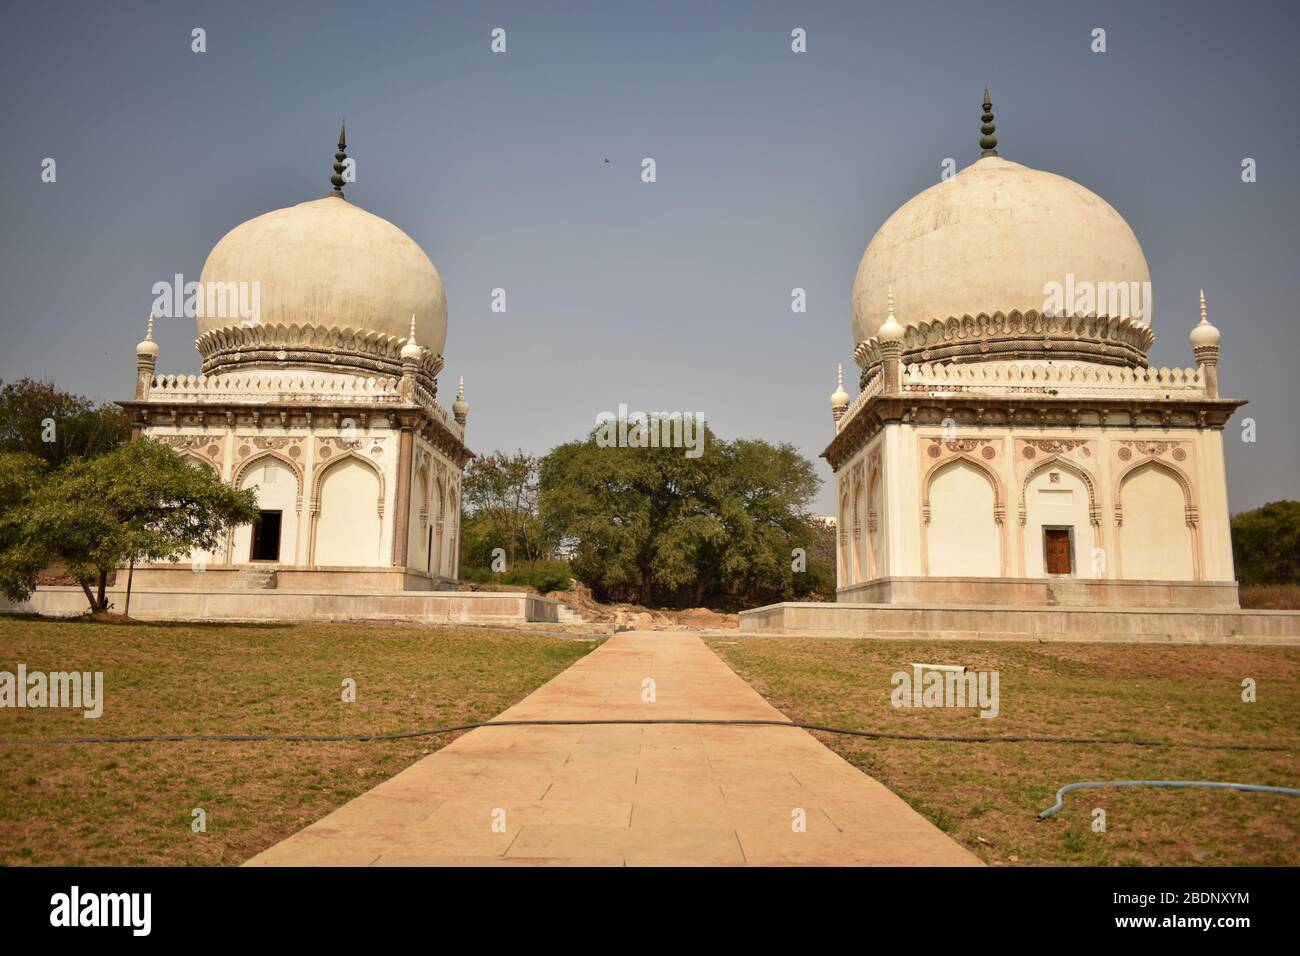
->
707, 636, 1300, 866
0, 617, 595, 865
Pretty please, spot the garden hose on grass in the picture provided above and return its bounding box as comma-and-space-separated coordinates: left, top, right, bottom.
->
1036, 779, 1300, 820
0, 717, 1295, 751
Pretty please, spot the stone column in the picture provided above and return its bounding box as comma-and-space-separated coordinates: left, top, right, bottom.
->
391, 426, 414, 568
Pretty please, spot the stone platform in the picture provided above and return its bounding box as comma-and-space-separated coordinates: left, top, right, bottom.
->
2, 585, 560, 625
739, 601, 1300, 645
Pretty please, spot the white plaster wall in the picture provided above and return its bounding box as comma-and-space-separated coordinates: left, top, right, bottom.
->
832, 415, 1234, 588
315, 458, 384, 566
1120, 463, 1195, 580
926, 460, 1000, 576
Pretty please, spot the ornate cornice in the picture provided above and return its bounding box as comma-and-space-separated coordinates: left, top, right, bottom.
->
854, 311, 1154, 378
823, 392, 1245, 471
196, 322, 444, 389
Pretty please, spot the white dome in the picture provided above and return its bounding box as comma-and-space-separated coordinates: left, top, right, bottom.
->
852, 156, 1151, 347
198, 194, 447, 356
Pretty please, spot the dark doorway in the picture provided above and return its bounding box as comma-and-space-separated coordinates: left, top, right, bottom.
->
1043, 527, 1073, 575
250, 510, 283, 562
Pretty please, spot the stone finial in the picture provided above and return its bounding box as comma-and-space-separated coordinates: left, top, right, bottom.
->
1190, 289, 1221, 349
980, 86, 998, 158
831, 364, 850, 422
878, 285, 905, 343
453, 376, 470, 425
400, 313, 423, 361
136, 312, 159, 358
330, 121, 349, 196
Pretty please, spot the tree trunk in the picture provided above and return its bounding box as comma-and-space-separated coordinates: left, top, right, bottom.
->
79, 580, 97, 613
124, 559, 135, 618
95, 570, 108, 612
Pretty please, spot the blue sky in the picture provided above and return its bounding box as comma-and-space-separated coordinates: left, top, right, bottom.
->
1, 0, 1296, 514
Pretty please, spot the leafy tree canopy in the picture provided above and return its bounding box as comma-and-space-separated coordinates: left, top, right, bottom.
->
539, 425, 828, 608
0, 439, 259, 613
1232, 500, 1300, 586
0, 378, 130, 467
461, 450, 548, 566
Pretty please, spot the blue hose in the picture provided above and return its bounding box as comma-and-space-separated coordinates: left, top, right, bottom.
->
1037, 779, 1300, 820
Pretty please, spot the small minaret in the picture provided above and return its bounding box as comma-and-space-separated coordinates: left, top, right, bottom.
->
134, 313, 159, 400
830, 364, 850, 424
330, 121, 349, 197
399, 313, 422, 402
1189, 289, 1222, 399
878, 286, 906, 393
980, 85, 998, 158
453, 376, 469, 425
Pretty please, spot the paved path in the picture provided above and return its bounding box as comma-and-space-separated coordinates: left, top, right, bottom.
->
246, 632, 980, 866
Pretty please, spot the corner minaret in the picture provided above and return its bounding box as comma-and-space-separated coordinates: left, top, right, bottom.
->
400, 313, 422, 401
877, 286, 905, 393
830, 364, 850, 423
134, 313, 159, 401
453, 376, 469, 425
979, 86, 998, 158
1190, 289, 1222, 398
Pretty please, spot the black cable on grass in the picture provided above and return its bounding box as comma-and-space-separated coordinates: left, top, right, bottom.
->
0, 718, 1292, 751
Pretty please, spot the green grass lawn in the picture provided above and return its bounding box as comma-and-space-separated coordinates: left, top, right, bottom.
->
707, 637, 1300, 866
0, 617, 595, 865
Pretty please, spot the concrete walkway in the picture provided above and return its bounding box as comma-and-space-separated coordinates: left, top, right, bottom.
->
246, 632, 980, 866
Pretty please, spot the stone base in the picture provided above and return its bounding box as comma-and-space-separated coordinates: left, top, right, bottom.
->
128, 564, 456, 593
740, 601, 1300, 645
837, 576, 1240, 609
3, 586, 559, 626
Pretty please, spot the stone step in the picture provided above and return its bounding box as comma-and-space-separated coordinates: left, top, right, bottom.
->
233, 568, 278, 589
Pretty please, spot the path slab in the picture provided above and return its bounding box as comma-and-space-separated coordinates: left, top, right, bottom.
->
245, 632, 980, 866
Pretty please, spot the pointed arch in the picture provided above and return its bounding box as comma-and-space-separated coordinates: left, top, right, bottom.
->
232, 450, 304, 502
309, 452, 386, 567
1019, 455, 1101, 527
922, 454, 1006, 576
1114, 456, 1201, 580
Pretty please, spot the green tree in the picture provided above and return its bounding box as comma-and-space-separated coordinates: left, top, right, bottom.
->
539, 425, 824, 608
0, 452, 50, 604
461, 450, 547, 567
0, 440, 259, 614
1231, 500, 1300, 586
0, 378, 130, 466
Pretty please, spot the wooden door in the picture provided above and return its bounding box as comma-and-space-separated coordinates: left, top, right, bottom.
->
1044, 528, 1072, 575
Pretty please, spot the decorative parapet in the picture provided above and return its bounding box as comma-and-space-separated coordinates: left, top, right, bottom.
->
148, 371, 403, 402
132, 369, 466, 448
855, 311, 1154, 372
901, 360, 1206, 397
834, 369, 884, 434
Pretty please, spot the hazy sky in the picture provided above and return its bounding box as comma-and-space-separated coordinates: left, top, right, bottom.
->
2, 0, 1296, 515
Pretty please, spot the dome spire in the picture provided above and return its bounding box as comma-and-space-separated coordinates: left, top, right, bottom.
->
330, 120, 348, 196
136, 312, 159, 358
878, 285, 904, 341
400, 313, 423, 360
979, 85, 998, 158
830, 363, 850, 422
